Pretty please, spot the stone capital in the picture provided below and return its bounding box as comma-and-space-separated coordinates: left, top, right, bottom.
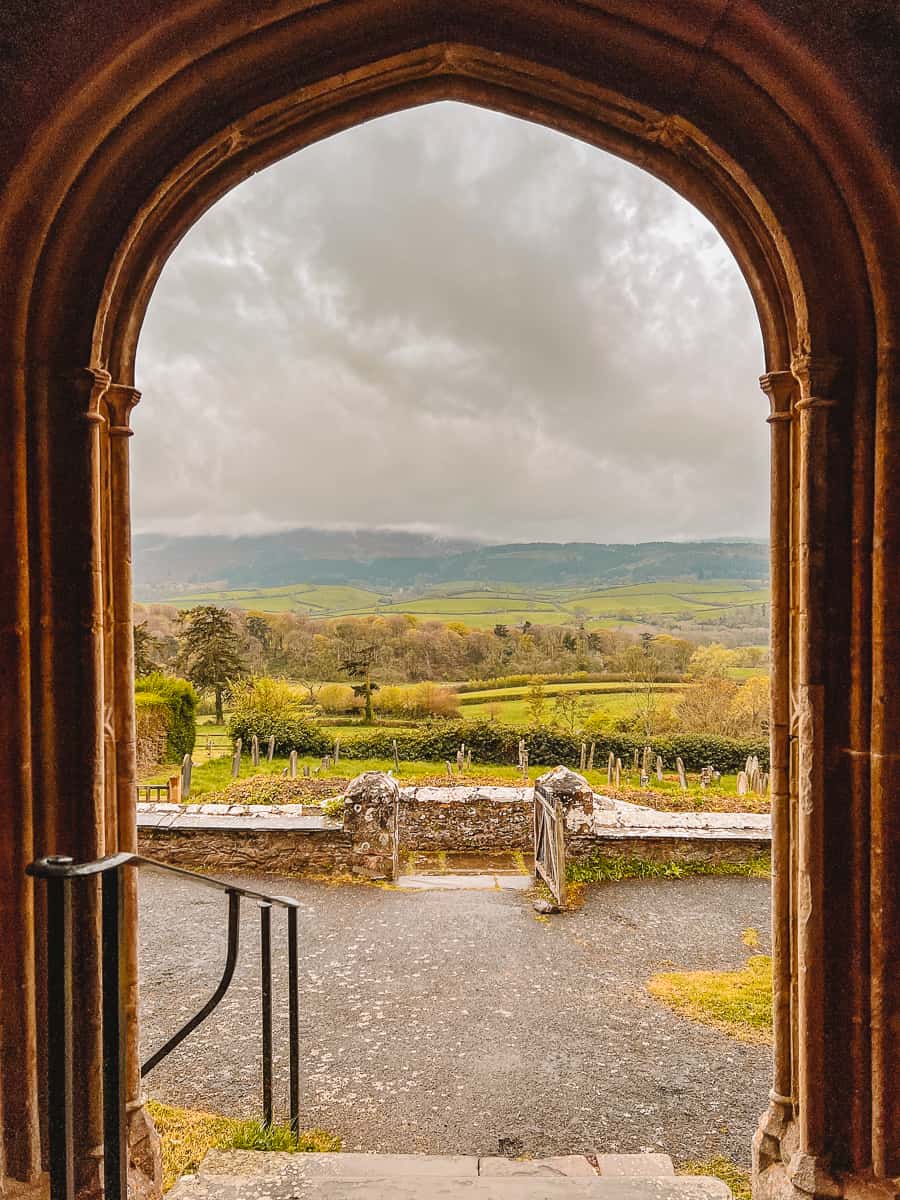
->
760, 371, 797, 422
104, 383, 141, 436
67, 366, 112, 424
790, 354, 841, 410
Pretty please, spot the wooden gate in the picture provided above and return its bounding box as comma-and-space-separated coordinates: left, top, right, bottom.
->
533, 787, 566, 906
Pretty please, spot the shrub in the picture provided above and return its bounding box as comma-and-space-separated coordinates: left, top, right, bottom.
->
228, 676, 329, 756
135, 673, 197, 762
402, 682, 460, 719
317, 683, 357, 714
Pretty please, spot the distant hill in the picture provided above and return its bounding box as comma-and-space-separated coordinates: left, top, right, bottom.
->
133, 528, 768, 599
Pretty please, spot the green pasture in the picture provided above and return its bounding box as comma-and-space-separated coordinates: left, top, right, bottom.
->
161, 577, 768, 629
460, 690, 653, 725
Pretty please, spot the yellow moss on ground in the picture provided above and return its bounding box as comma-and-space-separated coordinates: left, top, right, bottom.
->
147, 1100, 340, 1192
680, 1155, 751, 1200
647, 954, 773, 1043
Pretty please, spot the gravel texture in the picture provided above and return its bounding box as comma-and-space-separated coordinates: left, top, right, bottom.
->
138, 870, 771, 1167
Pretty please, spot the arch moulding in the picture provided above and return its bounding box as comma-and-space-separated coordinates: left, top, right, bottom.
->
0, 5, 895, 1200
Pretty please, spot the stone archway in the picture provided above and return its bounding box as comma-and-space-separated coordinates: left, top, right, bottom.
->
0, 5, 896, 1199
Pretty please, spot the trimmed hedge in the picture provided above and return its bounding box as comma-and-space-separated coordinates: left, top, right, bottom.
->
329, 720, 768, 772
456, 672, 683, 693
135, 674, 197, 761
229, 712, 329, 757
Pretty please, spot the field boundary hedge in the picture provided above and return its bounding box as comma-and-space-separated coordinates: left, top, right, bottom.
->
135, 674, 197, 762
319, 721, 768, 772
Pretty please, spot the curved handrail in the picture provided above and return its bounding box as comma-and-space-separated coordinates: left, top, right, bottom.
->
27, 848, 303, 1200
27, 851, 299, 908
140, 889, 242, 1076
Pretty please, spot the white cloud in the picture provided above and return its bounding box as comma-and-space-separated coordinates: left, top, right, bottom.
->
134, 101, 767, 542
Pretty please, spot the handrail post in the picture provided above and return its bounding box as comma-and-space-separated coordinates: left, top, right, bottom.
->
287, 907, 300, 1135
101, 865, 128, 1200
259, 902, 273, 1128
46, 860, 75, 1200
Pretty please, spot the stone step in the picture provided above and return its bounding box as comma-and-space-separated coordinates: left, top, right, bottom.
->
168, 1151, 730, 1200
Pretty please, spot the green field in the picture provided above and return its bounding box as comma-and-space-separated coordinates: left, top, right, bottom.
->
163, 578, 768, 631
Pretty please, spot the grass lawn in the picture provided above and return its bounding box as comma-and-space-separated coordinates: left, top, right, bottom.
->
147, 1100, 339, 1192
647, 953, 773, 1044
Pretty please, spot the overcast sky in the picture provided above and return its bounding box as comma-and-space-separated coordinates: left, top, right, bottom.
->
134, 101, 768, 544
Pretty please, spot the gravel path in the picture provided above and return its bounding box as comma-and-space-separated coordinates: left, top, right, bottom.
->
138, 871, 771, 1166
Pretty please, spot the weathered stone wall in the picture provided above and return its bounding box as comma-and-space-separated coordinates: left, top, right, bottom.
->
567, 833, 771, 867
138, 824, 352, 875
399, 787, 531, 851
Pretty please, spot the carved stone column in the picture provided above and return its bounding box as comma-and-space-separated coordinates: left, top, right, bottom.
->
792, 353, 842, 1176
103, 385, 162, 1196
35, 366, 111, 1199
759, 370, 797, 1130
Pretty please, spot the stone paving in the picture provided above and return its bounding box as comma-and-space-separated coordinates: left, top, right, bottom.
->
168, 1149, 731, 1200
139, 870, 771, 1167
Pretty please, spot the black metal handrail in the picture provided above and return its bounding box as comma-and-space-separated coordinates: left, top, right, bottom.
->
27, 852, 302, 1200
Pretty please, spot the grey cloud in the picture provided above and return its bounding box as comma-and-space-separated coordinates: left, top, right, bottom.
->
134, 101, 767, 541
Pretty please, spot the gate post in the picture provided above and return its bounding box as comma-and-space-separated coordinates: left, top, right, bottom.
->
343, 772, 400, 881
536, 766, 597, 836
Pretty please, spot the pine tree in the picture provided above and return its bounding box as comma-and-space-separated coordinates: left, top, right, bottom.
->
177, 606, 247, 723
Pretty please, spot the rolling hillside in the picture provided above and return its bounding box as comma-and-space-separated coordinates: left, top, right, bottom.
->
134, 529, 768, 598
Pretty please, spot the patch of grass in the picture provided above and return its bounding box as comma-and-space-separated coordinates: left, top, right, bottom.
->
647, 954, 773, 1043
680, 1155, 751, 1200
566, 852, 771, 883
147, 1100, 340, 1193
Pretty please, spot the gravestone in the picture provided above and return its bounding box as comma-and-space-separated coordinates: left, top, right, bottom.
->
607, 751, 615, 785
289, 750, 297, 779
266, 734, 275, 762
614, 757, 622, 788
737, 771, 749, 795
181, 753, 192, 799
676, 757, 687, 790
231, 737, 242, 779
656, 755, 664, 781
251, 734, 259, 767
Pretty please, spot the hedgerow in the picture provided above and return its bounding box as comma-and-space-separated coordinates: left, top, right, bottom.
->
135, 673, 197, 761
328, 720, 767, 772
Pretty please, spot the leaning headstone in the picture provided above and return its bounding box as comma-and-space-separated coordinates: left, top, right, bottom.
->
737, 771, 749, 796
266, 734, 275, 762
445, 761, 454, 778
676, 757, 687, 790
656, 755, 664, 782
289, 750, 298, 779
614, 757, 622, 788
251, 734, 260, 767
181, 753, 193, 799
231, 737, 242, 779
607, 751, 615, 785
